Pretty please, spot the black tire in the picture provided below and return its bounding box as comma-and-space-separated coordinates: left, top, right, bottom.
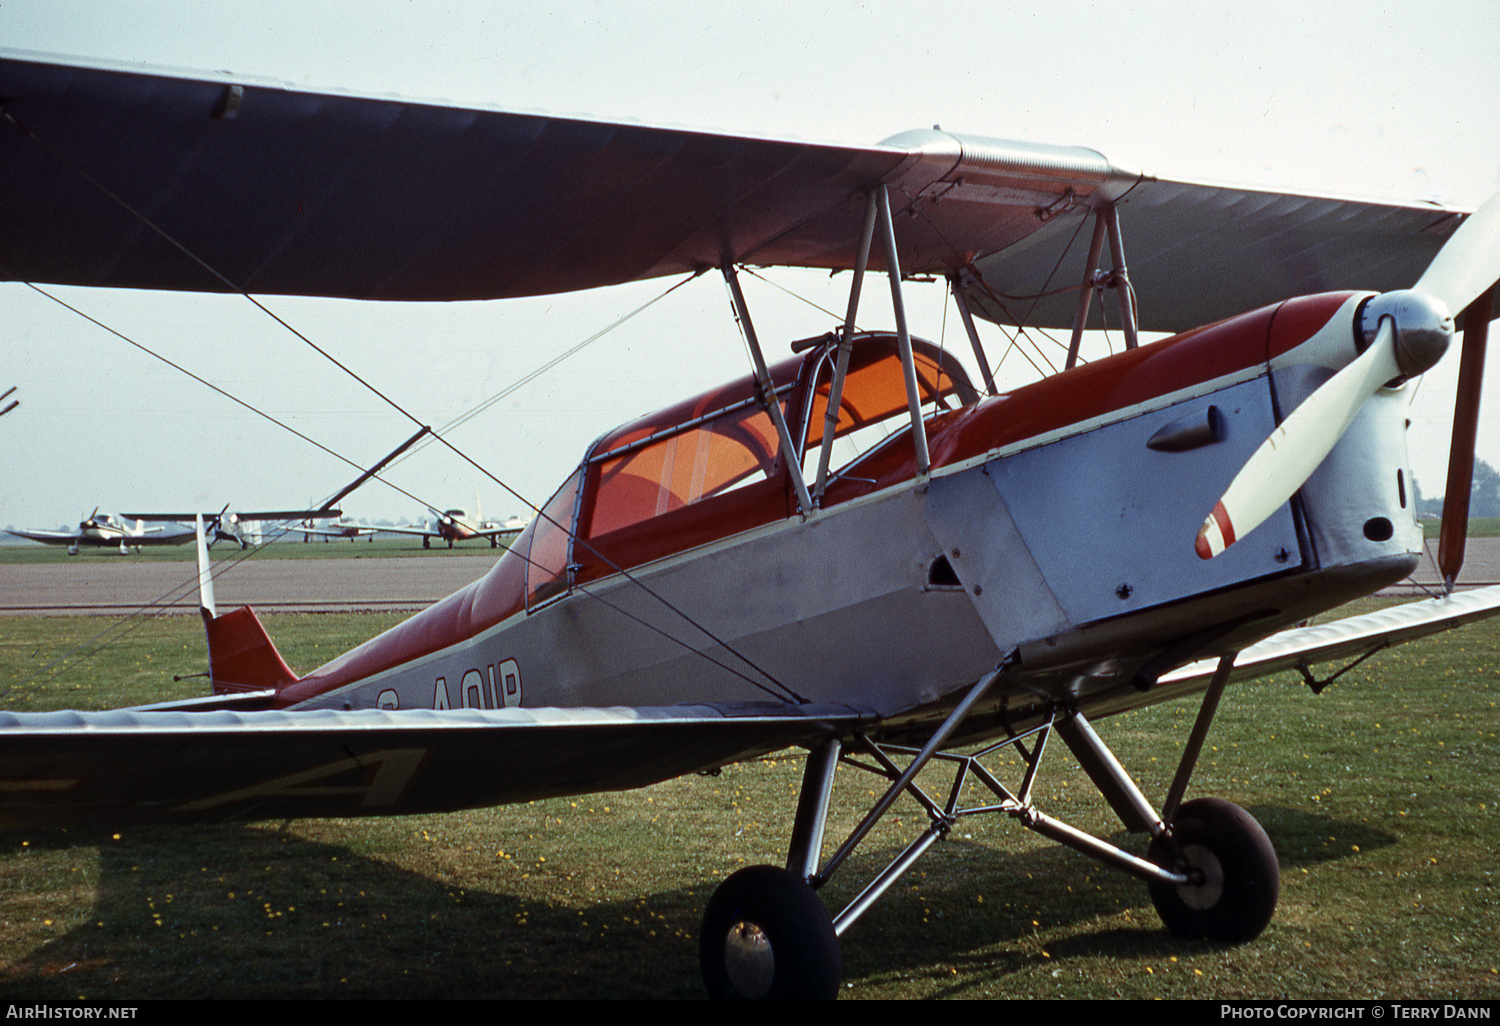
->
1148, 797, 1279, 942
700, 865, 841, 1000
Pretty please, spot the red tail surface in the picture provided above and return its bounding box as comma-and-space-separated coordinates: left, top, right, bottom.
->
203, 606, 299, 695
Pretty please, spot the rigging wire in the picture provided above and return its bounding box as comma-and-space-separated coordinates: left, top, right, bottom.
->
384, 272, 705, 472
4, 105, 806, 703
738, 266, 851, 326
23, 275, 806, 703
20, 283, 414, 489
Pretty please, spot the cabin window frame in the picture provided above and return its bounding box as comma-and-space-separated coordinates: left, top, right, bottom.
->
576, 382, 798, 543
523, 465, 587, 613
795, 334, 980, 492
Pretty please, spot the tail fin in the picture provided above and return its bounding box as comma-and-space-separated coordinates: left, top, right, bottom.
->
204, 606, 299, 694
194, 512, 298, 695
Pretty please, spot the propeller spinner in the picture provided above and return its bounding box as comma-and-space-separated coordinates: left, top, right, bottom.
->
1197, 188, 1500, 561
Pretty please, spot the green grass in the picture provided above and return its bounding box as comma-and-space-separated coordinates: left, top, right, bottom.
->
0, 613, 408, 712
0, 600, 1497, 999
1421, 517, 1500, 539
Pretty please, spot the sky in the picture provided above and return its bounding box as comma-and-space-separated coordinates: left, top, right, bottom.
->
2, 0, 1499, 535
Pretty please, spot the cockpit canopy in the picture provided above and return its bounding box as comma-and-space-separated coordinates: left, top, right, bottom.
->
509, 332, 978, 610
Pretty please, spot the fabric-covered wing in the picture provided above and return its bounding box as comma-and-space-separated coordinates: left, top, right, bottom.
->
962, 177, 1462, 333
0, 52, 1466, 332
1081, 585, 1500, 721
0, 702, 864, 829
0, 52, 909, 301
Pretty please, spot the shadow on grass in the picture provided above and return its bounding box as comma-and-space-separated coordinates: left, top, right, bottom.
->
1246, 805, 1398, 867
834, 804, 1395, 993
0, 804, 1391, 999
0, 824, 706, 999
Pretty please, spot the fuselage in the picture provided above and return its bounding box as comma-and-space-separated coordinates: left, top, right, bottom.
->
244, 292, 1420, 739
79, 514, 135, 543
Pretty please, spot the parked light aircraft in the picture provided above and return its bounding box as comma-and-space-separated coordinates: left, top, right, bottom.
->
125, 507, 347, 549
1, 53, 1499, 999
382, 504, 529, 549
6, 508, 194, 554
293, 514, 381, 543
292, 506, 525, 546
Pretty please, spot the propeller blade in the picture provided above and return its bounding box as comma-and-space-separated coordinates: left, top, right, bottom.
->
1197, 320, 1399, 559
1437, 286, 1495, 590
1415, 189, 1500, 316
1196, 188, 1500, 561
1420, 187, 1500, 589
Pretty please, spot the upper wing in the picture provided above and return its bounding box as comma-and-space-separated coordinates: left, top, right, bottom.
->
124, 509, 343, 521
962, 176, 1462, 333
0, 52, 1464, 332
0, 702, 865, 829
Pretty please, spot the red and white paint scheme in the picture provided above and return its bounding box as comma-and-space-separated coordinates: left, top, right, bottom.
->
1, 53, 1498, 999
231, 294, 1424, 726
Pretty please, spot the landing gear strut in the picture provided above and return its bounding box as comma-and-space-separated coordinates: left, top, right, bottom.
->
697, 653, 1279, 999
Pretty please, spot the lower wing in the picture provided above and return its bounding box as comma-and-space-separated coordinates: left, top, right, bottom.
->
0, 702, 867, 829
3, 588, 1497, 830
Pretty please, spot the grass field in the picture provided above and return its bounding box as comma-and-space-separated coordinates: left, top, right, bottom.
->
1422, 517, 1500, 540
0, 601, 1497, 999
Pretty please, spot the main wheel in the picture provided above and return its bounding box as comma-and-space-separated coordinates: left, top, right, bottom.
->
1148, 797, 1279, 942
699, 865, 841, 1000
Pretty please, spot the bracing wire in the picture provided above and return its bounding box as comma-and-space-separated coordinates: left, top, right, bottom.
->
384, 272, 704, 472
4, 105, 807, 703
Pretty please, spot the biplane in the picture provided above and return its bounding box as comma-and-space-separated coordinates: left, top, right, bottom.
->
124, 507, 347, 549
2, 50, 1499, 999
